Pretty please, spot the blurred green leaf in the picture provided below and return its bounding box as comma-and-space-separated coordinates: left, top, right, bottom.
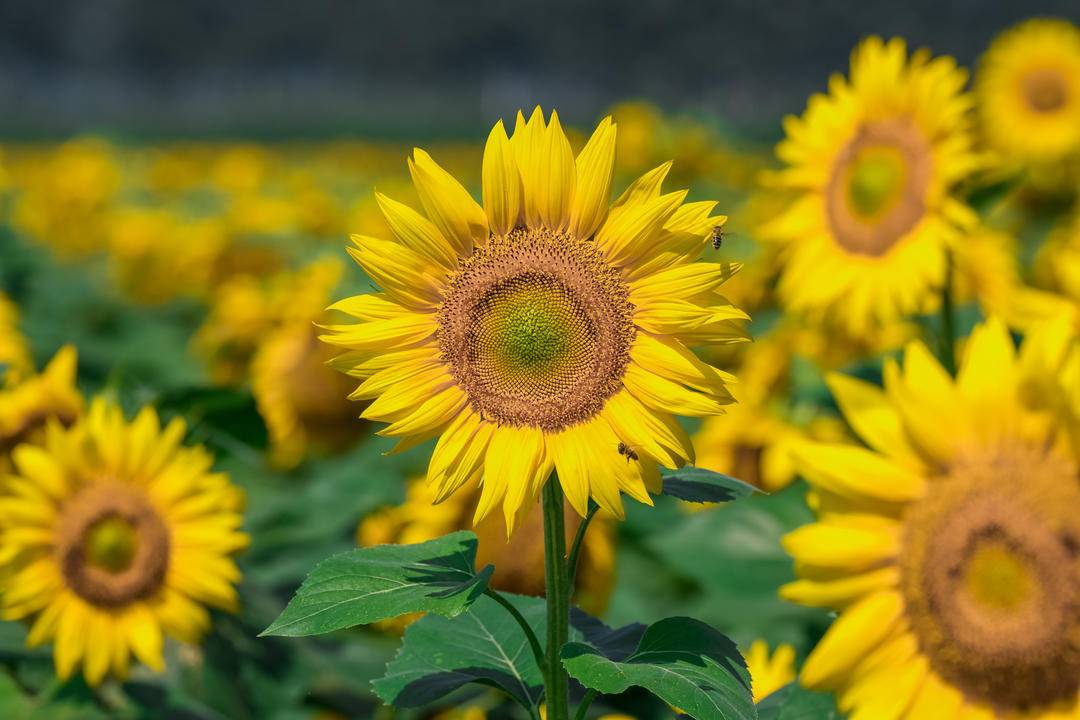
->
261, 531, 493, 637
660, 467, 759, 504
561, 616, 755, 720
755, 682, 840, 720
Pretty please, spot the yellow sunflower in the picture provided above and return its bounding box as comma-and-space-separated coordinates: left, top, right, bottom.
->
0, 346, 82, 471
745, 639, 797, 703
359, 476, 615, 617
0, 292, 32, 381
761, 37, 980, 337
782, 318, 1080, 719
251, 259, 363, 467
0, 398, 248, 685
322, 107, 746, 532
976, 18, 1080, 170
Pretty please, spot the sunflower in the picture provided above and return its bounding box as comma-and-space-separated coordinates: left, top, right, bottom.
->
251, 259, 363, 467
0, 398, 248, 685
976, 18, 1080, 171
745, 639, 796, 703
0, 292, 32, 381
0, 346, 82, 471
358, 476, 615, 617
781, 318, 1080, 718
322, 107, 746, 531
761, 37, 980, 337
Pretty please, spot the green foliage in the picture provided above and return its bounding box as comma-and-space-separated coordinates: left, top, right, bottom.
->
660, 467, 759, 504
756, 682, 841, 720
374, 593, 547, 713
561, 616, 756, 720
261, 531, 494, 637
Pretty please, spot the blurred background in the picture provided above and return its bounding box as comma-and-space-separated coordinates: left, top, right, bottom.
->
1, 2, 1080, 718
1, 0, 1077, 137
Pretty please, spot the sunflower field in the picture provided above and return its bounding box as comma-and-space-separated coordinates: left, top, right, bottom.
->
2, 10, 1080, 720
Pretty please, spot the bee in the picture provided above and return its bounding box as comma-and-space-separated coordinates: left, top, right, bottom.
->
617, 442, 639, 462
710, 225, 725, 250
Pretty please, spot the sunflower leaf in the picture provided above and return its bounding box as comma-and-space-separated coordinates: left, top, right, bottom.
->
755, 681, 841, 719
372, 592, 546, 711
260, 531, 493, 637
561, 616, 757, 720
660, 467, 759, 503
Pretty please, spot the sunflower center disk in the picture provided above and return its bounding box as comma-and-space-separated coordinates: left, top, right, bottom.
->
438, 227, 635, 431
1022, 68, 1068, 113
826, 119, 931, 257
57, 485, 171, 607
900, 445, 1080, 712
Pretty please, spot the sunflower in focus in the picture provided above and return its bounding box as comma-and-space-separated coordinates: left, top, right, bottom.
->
0, 399, 248, 685
762, 37, 980, 337
359, 476, 615, 618
0, 346, 82, 472
322, 107, 746, 531
976, 18, 1080, 172
745, 639, 796, 703
782, 318, 1080, 718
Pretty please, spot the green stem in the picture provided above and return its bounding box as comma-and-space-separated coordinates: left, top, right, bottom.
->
565, 503, 598, 601
940, 249, 957, 376
484, 588, 546, 685
573, 689, 599, 720
542, 478, 570, 720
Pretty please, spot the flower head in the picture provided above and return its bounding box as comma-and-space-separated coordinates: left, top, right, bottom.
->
0, 399, 248, 684
323, 107, 747, 532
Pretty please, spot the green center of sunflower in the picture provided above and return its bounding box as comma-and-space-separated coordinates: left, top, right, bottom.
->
1022, 68, 1068, 113
438, 227, 635, 431
57, 485, 171, 608
846, 148, 907, 219
825, 118, 932, 257
83, 515, 138, 573
900, 444, 1080, 712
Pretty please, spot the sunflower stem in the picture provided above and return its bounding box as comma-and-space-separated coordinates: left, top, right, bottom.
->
484, 588, 547, 687
574, 689, 599, 720
939, 248, 957, 376
542, 477, 570, 720
566, 502, 598, 602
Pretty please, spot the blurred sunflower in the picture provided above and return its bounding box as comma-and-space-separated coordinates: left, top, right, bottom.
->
976, 18, 1080, 172
0, 292, 32, 380
782, 318, 1080, 718
745, 639, 796, 703
762, 37, 979, 337
322, 107, 746, 531
0, 347, 82, 472
0, 399, 248, 685
251, 259, 363, 467
359, 476, 615, 617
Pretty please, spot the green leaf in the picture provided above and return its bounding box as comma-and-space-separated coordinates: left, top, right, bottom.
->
261, 531, 493, 637
755, 682, 841, 720
561, 616, 756, 720
660, 467, 759, 504
372, 593, 546, 712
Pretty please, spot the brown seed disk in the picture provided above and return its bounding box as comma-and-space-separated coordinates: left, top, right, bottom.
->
825, 118, 933, 257
55, 484, 171, 607
437, 227, 635, 431
900, 443, 1080, 713
1022, 68, 1069, 113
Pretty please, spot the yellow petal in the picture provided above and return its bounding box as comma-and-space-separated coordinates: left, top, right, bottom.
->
481, 120, 521, 237
408, 148, 487, 256
800, 590, 905, 689
847, 656, 927, 720
512, 107, 547, 228
956, 317, 1016, 442
611, 162, 672, 208
596, 190, 686, 267
125, 605, 165, 672
623, 362, 730, 417
783, 516, 901, 570
376, 192, 458, 270
536, 109, 575, 231
826, 373, 923, 470
320, 314, 437, 354
569, 116, 616, 239
792, 441, 926, 504
601, 390, 694, 467
780, 567, 900, 609
903, 670, 965, 720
